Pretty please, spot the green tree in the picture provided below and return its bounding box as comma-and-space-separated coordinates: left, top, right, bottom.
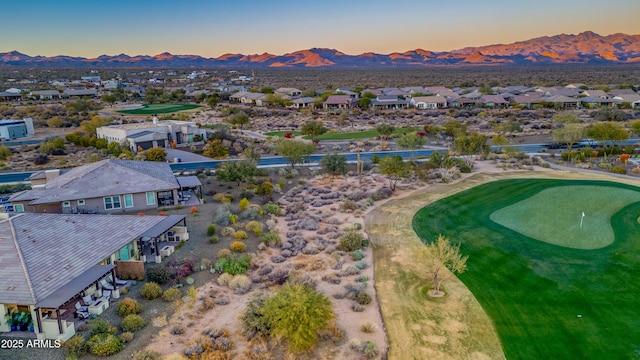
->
107, 142, 123, 157
266, 93, 285, 106
226, 112, 250, 133
39, 137, 65, 155
144, 147, 167, 162
260, 86, 274, 94
358, 91, 376, 109
552, 112, 581, 124
376, 123, 395, 140
320, 153, 347, 176
379, 155, 409, 191
241, 145, 261, 165
441, 120, 467, 137
81, 116, 112, 136
46, 116, 65, 128
101, 94, 117, 106
421, 234, 468, 297
0, 145, 12, 161
262, 284, 335, 352
206, 93, 220, 109
452, 132, 489, 167
551, 123, 586, 152
275, 139, 316, 170
301, 120, 327, 143
216, 161, 257, 186
630, 120, 640, 135
594, 107, 627, 122
203, 139, 230, 159
395, 132, 427, 160
586, 122, 629, 152
302, 89, 317, 97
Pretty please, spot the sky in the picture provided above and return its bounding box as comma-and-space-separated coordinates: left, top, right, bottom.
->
3, 0, 639, 58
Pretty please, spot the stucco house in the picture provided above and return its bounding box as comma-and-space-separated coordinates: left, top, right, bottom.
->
97, 118, 207, 153
0, 118, 35, 140
410, 95, 448, 109
0, 212, 187, 341
323, 95, 354, 110
9, 159, 182, 214
369, 95, 410, 110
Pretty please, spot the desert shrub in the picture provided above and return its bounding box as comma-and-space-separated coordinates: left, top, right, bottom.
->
64, 335, 89, 357
360, 340, 379, 359
245, 221, 263, 235
217, 273, 234, 286
87, 333, 123, 356
341, 266, 360, 276
146, 266, 170, 285
151, 315, 168, 328
221, 226, 235, 236
241, 293, 272, 338
352, 249, 365, 261
356, 292, 372, 305
170, 325, 185, 335
120, 287, 128, 295
215, 253, 252, 275
207, 224, 216, 236
233, 231, 248, 240
140, 282, 162, 300
352, 304, 366, 312
229, 275, 252, 293
261, 231, 281, 246
119, 331, 134, 343
340, 200, 358, 212
230, 240, 247, 252
632, 167, 640, 175
89, 318, 116, 337
214, 204, 231, 226
213, 193, 233, 203
355, 259, 368, 270
287, 271, 318, 290
239, 197, 250, 211
209, 235, 219, 244
459, 164, 472, 173
611, 165, 627, 174
217, 248, 231, 259
356, 275, 368, 283
121, 314, 146, 332
262, 284, 335, 352
118, 297, 143, 317
360, 321, 377, 333
184, 344, 204, 358
353, 222, 363, 230
135, 350, 161, 360
262, 202, 281, 215
162, 288, 182, 302
228, 213, 239, 224
339, 231, 364, 251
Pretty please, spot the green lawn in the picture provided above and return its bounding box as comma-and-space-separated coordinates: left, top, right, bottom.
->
265, 127, 418, 140
412, 179, 640, 359
117, 104, 202, 115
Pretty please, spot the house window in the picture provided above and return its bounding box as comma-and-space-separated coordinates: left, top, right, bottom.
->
14, 204, 24, 213
104, 196, 121, 210
146, 192, 156, 205
77, 199, 85, 206
62, 201, 71, 207
124, 194, 134, 208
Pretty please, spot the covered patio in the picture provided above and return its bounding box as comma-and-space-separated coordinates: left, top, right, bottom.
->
139, 215, 188, 263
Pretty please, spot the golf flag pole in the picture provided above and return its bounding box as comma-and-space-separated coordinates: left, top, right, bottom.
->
580, 212, 585, 228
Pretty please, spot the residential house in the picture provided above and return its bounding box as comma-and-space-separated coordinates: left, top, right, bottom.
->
0, 212, 187, 341
480, 94, 509, 108
81, 75, 101, 83
291, 97, 315, 109
62, 88, 97, 98
97, 118, 207, 152
323, 95, 354, 110
369, 95, 410, 110
0, 91, 22, 101
540, 95, 581, 109
9, 159, 183, 214
511, 93, 544, 109
611, 93, 640, 109
0, 118, 34, 140
275, 88, 302, 97
30, 90, 61, 100
580, 96, 618, 109
608, 89, 637, 97
582, 89, 609, 98
410, 95, 447, 109
229, 91, 249, 102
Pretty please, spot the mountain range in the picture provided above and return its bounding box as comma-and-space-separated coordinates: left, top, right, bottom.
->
3, 31, 640, 68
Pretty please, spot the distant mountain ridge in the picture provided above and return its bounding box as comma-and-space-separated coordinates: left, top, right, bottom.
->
3, 31, 640, 68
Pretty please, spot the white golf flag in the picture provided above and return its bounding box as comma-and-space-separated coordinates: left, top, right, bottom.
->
582, 212, 585, 218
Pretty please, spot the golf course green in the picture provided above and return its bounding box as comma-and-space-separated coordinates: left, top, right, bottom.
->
412, 178, 640, 359
117, 104, 202, 115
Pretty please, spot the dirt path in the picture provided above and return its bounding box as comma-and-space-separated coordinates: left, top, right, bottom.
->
365, 162, 640, 360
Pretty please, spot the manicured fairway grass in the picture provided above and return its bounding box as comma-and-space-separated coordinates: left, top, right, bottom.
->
413, 179, 640, 359
117, 104, 202, 115
265, 127, 418, 140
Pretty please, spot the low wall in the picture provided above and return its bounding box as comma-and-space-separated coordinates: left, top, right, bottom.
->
114, 260, 145, 281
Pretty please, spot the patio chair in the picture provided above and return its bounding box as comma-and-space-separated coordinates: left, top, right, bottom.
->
74, 302, 90, 319
107, 274, 127, 286
99, 289, 112, 302
82, 295, 95, 306
99, 278, 115, 291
